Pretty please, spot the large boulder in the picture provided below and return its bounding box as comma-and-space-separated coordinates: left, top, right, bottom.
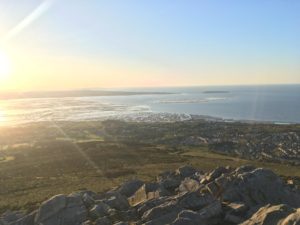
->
142, 201, 182, 223
176, 201, 222, 225
0, 211, 25, 225
176, 166, 198, 178
281, 208, 300, 225
118, 179, 144, 198
136, 197, 170, 216
89, 202, 110, 219
177, 192, 215, 211
103, 192, 130, 211
223, 168, 300, 208
179, 178, 202, 192
128, 183, 168, 206
94, 216, 112, 225
241, 204, 296, 225
35, 194, 87, 225
203, 166, 231, 184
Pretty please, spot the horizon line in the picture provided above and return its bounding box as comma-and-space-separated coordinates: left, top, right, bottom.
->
0, 82, 300, 94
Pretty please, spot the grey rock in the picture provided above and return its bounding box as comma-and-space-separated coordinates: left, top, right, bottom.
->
104, 192, 130, 211
7, 211, 36, 225
89, 202, 110, 219
223, 168, 300, 208
144, 211, 180, 225
179, 178, 201, 192
95, 216, 112, 225
281, 208, 300, 225
113, 222, 128, 225
4, 165, 300, 225
177, 210, 203, 221
224, 213, 244, 224
35, 194, 87, 225
225, 202, 248, 214
206, 166, 230, 182
176, 166, 197, 178
178, 192, 215, 210
136, 197, 169, 216
0, 211, 25, 224
82, 193, 96, 208
35, 194, 67, 223
197, 200, 222, 220
241, 204, 295, 225
171, 217, 200, 225
128, 183, 167, 206
142, 201, 182, 222
81, 220, 93, 225
118, 179, 144, 198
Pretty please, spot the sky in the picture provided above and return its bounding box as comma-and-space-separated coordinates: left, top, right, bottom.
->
0, 0, 299, 91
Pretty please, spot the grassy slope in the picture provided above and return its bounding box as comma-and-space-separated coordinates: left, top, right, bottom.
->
0, 138, 299, 213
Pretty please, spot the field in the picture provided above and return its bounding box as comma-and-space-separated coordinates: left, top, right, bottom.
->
0, 121, 299, 213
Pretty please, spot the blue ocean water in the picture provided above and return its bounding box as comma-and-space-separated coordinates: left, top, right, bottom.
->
0, 85, 299, 125
120, 84, 300, 123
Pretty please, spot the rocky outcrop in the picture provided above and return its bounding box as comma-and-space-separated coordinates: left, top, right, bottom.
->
1, 165, 300, 225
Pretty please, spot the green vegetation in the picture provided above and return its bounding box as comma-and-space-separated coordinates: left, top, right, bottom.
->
0, 121, 299, 213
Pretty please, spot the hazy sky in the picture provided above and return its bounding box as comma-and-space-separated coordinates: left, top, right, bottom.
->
0, 0, 299, 91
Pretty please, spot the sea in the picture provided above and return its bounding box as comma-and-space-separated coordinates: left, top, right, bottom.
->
0, 85, 300, 126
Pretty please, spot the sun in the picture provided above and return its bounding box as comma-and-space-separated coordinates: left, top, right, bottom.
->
0, 50, 12, 80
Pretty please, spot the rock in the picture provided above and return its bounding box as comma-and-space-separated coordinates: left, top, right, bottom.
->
206, 181, 221, 197
82, 192, 96, 208
6, 211, 36, 225
89, 202, 110, 219
104, 192, 130, 211
223, 168, 300, 208
113, 222, 128, 225
206, 166, 230, 182
35, 194, 87, 225
177, 209, 220, 225
118, 179, 144, 198
95, 216, 112, 225
176, 166, 197, 178
157, 171, 182, 193
3, 165, 300, 225
235, 165, 256, 174
198, 200, 222, 220
214, 174, 230, 188
144, 211, 179, 225
107, 209, 138, 222
241, 204, 296, 225
81, 220, 93, 225
128, 183, 167, 206
177, 210, 203, 221
171, 217, 200, 225
179, 178, 201, 192
136, 197, 169, 216
35, 194, 67, 223
178, 192, 215, 210
225, 202, 248, 214
223, 202, 248, 223
281, 208, 300, 225
224, 213, 244, 224
142, 201, 182, 223
0, 211, 25, 224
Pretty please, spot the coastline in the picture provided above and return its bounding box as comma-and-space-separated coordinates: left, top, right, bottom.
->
0, 111, 298, 128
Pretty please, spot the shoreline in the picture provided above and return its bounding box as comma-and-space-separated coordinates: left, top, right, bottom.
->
0, 112, 298, 128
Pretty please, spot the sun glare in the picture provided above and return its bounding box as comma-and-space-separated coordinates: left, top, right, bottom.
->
0, 50, 12, 80
0, 110, 6, 124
